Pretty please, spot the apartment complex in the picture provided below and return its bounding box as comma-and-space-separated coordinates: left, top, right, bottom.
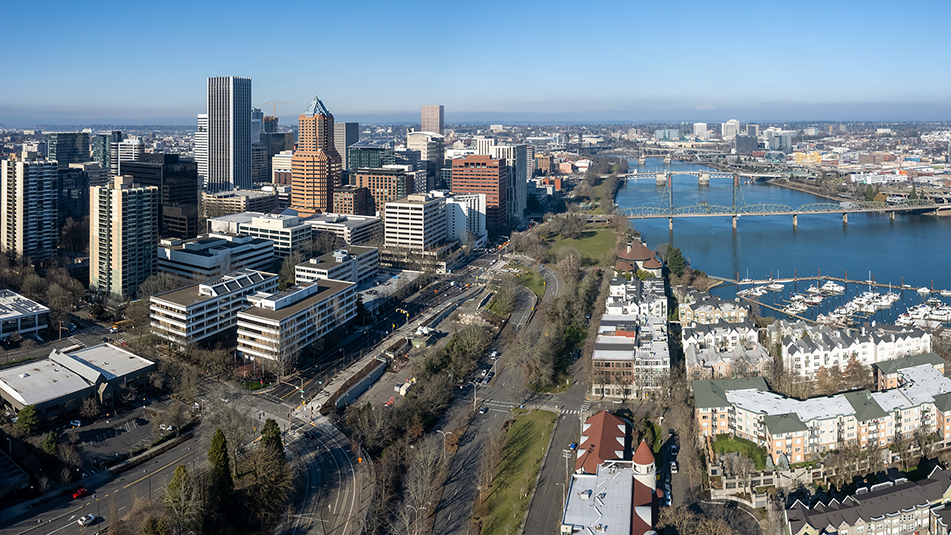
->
592, 278, 670, 400
236, 279, 356, 362
693, 354, 951, 465
451, 154, 508, 229
489, 144, 527, 223
157, 233, 274, 280
295, 246, 378, 285
767, 319, 932, 378
353, 167, 416, 217
206, 76, 252, 192
291, 96, 341, 215
683, 319, 771, 381
207, 212, 311, 257
201, 189, 278, 215
150, 269, 277, 346
1, 152, 58, 262
90, 176, 159, 300
678, 288, 749, 324
332, 185, 373, 216
443, 192, 487, 246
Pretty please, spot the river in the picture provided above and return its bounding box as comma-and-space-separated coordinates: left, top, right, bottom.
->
614, 158, 951, 324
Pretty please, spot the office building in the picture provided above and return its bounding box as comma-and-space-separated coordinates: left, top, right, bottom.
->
251, 145, 268, 184
347, 139, 396, 170
71, 161, 109, 187
406, 131, 444, 187
490, 144, 527, 223
442, 192, 487, 247
421, 105, 444, 135
150, 269, 278, 346
251, 107, 263, 145
260, 132, 294, 182
1, 152, 58, 262
260, 184, 292, 209
120, 153, 200, 238
91, 131, 122, 170
0, 289, 49, 340
195, 114, 208, 182
333, 185, 373, 216
334, 122, 359, 170
207, 212, 311, 257
353, 167, 416, 217
0, 344, 154, 421
111, 138, 144, 175
47, 133, 89, 169
746, 124, 760, 137
201, 189, 278, 216
271, 150, 293, 185
22, 141, 47, 158
303, 213, 382, 245
384, 193, 448, 251
693, 122, 708, 139
721, 119, 741, 140
90, 176, 159, 300
57, 165, 90, 227
263, 115, 278, 133
475, 136, 495, 155
451, 154, 508, 230
291, 96, 341, 215
236, 279, 356, 362
206, 76, 252, 192
735, 134, 757, 155
295, 246, 378, 285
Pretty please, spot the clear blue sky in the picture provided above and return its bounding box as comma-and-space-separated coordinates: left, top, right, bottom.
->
3, 0, 950, 126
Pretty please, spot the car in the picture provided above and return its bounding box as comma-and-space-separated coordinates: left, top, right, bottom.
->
78, 514, 95, 526
160, 424, 175, 432
489, 350, 498, 359
480, 369, 488, 377
479, 406, 489, 414
72, 487, 88, 499
70, 420, 82, 428
726, 500, 738, 510
670, 461, 679, 474
669, 428, 674, 436
670, 444, 679, 456
486, 372, 495, 381
568, 442, 578, 450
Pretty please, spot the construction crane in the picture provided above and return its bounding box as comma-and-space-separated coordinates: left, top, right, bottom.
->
264, 101, 294, 117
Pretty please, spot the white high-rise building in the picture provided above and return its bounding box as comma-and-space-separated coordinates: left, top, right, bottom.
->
721, 119, 741, 140
334, 122, 359, 170
206, 76, 252, 192
111, 138, 143, 175
1, 152, 58, 262
195, 114, 208, 182
384, 193, 448, 251
490, 144, 527, 223
475, 136, 496, 155
443, 192, 486, 246
90, 176, 159, 300
693, 123, 708, 140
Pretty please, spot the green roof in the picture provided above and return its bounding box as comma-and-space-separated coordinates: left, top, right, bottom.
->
692, 377, 770, 409
875, 353, 944, 375
763, 413, 808, 436
843, 390, 888, 422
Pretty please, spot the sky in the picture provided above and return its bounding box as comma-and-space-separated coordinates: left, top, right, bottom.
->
2, 0, 950, 126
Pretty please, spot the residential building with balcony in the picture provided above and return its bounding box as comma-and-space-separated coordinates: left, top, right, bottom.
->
295, 246, 378, 285
149, 269, 278, 346
678, 287, 748, 324
157, 233, 275, 280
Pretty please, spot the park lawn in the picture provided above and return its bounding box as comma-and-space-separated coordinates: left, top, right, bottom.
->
513, 268, 546, 298
712, 434, 768, 471
548, 229, 617, 265
481, 410, 558, 535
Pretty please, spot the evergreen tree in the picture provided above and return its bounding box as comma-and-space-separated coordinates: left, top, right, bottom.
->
260, 418, 284, 460
910, 186, 918, 200
165, 465, 201, 531
207, 429, 233, 505
864, 184, 875, 201
15, 405, 38, 434
42, 431, 58, 456
667, 247, 687, 277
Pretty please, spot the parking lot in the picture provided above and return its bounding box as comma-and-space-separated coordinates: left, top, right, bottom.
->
63, 401, 169, 475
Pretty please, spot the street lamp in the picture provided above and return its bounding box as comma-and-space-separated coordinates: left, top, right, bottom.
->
467, 381, 479, 412
405, 505, 427, 535
94, 493, 100, 521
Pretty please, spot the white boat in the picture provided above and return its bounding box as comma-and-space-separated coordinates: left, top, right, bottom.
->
767, 282, 784, 292
804, 295, 823, 306
806, 285, 822, 294
821, 281, 845, 294
941, 290, 951, 297
918, 287, 931, 294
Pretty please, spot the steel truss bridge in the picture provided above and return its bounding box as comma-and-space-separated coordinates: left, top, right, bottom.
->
616, 173, 939, 229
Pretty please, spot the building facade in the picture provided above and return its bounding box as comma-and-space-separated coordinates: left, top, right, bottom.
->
195, 114, 208, 182
451, 154, 508, 230
490, 144, 527, 223
383, 193, 448, 252
333, 185, 373, 216
201, 189, 278, 216
47, 132, 89, 169
1, 152, 58, 262
150, 269, 278, 346
112, 138, 144, 175
291, 96, 341, 216
0, 289, 49, 340
120, 153, 200, 238
206, 76, 252, 192
353, 167, 415, 217
157, 233, 274, 280
421, 105, 444, 135
90, 176, 159, 299
295, 246, 378, 285
334, 122, 359, 170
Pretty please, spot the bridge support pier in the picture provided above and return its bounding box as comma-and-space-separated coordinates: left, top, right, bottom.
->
890, 211, 896, 221
699, 171, 710, 185
668, 218, 673, 231
793, 214, 797, 228
843, 213, 848, 225
732, 216, 737, 230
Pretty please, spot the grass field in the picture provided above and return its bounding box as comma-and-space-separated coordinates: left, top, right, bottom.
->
548, 229, 616, 265
481, 410, 558, 535
512, 267, 546, 297
712, 434, 769, 470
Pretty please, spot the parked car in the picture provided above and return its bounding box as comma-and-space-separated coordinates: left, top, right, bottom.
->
479, 406, 489, 415
568, 442, 578, 450
78, 514, 95, 526
160, 424, 175, 432
670, 444, 679, 456
670, 461, 679, 474
72, 487, 88, 499
726, 500, 738, 510
70, 420, 82, 428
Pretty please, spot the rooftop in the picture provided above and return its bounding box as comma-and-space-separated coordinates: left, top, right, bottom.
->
0, 289, 49, 320
241, 279, 355, 322
151, 269, 277, 308
562, 461, 634, 534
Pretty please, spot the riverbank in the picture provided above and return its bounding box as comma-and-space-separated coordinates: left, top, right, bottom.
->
764, 178, 846, 202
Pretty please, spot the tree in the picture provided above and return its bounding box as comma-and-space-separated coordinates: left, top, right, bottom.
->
60, 216, 89, 253
909, 186, 918, 200
260, 418, 283, 460
15, 405, 38, 434
42, 431, 59, 456
141, 516, 170, 535
666, 247, 687, 277
80, 397, 101, 420
164, 465, 202, 532
278, 251, 303, 289
207, 429, 233, 505
864, 184, 875, 201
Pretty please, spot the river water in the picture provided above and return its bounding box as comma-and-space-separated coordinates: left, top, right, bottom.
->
614, 158, 951, 323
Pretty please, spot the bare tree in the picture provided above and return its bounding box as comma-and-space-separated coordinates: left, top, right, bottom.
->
201, 386, 252, 477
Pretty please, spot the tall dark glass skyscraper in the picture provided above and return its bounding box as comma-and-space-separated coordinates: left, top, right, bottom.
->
120, 153, 200, 238
206, 76, 251, 192
47, 132, 89, 169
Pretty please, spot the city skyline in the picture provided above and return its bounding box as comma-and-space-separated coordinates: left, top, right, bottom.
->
2, 0, 951, 126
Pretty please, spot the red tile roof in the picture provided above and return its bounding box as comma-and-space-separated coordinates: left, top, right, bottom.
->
575, 411, 629, 474
633, 439, 655, 465
618, 242, 655, 262
615, 261, 635, 272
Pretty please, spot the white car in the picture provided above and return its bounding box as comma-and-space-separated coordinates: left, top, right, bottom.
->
78, 514, 95, 526
160, 424, 175, 432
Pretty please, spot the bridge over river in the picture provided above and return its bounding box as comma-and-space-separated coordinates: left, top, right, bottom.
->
617, 172, 940, 230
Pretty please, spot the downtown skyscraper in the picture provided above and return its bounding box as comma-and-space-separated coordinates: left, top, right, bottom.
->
421, 105, 444, 135
206, 76, 251, 192
1, 151, 58, 262
290, 96, 341, 216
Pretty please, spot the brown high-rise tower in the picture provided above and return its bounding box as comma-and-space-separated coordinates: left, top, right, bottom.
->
291, 96, 341, 216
